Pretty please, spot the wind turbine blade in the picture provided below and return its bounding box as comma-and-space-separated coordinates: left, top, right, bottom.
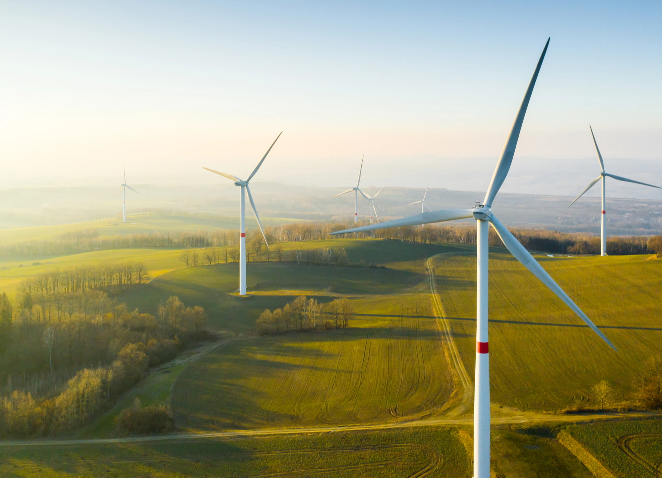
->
330, 209, 473, 235
125, 185, 140, 194
246, 185, 268, 247
423, 185, 428, 201
604, 173, 662, 190
589, 125, 605, 173
373, 186, 386, 198
408, 200, 422, 205
203, 167, 240, 182
334, 189, 355, 197
116, 186, 124, 196
489, 214, 616, 350
483, 38, 550, 207
358, 189, 371, 200
356, 156, 364, 188
372, 203, 379, 221
568, 175, 603, 207
247, 131, 282, 182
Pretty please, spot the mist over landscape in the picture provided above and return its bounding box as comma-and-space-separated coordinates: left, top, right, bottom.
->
1, 1, 662, 477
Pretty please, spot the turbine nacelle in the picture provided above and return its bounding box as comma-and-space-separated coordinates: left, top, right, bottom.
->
472, 205, 492, 221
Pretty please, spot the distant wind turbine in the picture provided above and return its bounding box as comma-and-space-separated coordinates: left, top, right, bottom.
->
409, 185, 431, 214
331, 39, 616, 478
569, 126, 662, 256
334, 156, 365, 223
360, 186, 386, 224
117, 165, 139, 223
203, 132, 282, 295
409, 186, 431, 229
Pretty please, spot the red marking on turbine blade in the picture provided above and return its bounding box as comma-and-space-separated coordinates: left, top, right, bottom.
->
240, 233, 245, 237
476, 342, 489, 354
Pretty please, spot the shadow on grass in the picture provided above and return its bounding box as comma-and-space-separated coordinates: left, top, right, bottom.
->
445, 316, 662, 331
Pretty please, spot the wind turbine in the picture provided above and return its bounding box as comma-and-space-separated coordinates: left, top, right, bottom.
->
330, 39, 616, 478
361, 186, 386, 224
409, 185, 431, 214
203, 132, 281, 295
334, 156, 365, 223
569, 126, 661, 256
117, 165, 140, 223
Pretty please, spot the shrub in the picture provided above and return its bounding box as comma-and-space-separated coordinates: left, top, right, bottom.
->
115, 399, 174, 435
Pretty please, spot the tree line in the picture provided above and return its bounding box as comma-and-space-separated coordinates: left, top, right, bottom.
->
180, 246, 350, 268
3, 220, 662, 261
257, 296, 353, 335
19, 262, 148, 300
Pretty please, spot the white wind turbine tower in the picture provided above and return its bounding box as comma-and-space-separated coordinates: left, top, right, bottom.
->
203, 132, 281, 295
334, 156, 365, 223
569, 126, 661, 256
117, 165, 140, 223
361, 186, 386, 224
331, 39, 616, 478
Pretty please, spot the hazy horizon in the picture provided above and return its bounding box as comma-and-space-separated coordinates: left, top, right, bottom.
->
1, 1, 661, 195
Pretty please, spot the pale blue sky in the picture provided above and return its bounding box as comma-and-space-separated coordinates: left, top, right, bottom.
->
0, 1, 660, 188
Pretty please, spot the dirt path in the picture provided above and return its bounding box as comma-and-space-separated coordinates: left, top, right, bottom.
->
427, 255, 473, 416
1, 410, 660, 447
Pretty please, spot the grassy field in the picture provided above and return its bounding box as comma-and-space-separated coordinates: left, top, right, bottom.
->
172, 288, 455, 430
431, 250, 662, 411
0, 212, 299, 245
0, 248, 190, 296
565, 418, 662, 477
0, 427, 470, 477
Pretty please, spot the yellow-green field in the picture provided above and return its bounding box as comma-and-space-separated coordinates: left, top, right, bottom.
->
2, 215, 662, 476
432, 251, 662, 410
0, 427, 471, 477
173, 291, 455, 430
0, 212, 299, 245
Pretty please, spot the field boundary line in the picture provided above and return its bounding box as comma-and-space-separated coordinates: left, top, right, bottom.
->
558, 431, 617, 478
427, 257, 473, 408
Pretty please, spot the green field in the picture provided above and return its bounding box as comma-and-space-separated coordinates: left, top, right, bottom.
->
2, 214, 662, 476
0, 427, 471, 477
172, 291, 454, 430
432, 251, 662, 411
0, 212, 298, 245
565, 418, 662, 477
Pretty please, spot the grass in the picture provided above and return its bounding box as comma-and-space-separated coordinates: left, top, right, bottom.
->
490, 425, 595, 477
565, 418, 662, 477
431, 250, 662, 411
172, 290, 455, 431
0, 212, 300, 245
0, 427, 470, 477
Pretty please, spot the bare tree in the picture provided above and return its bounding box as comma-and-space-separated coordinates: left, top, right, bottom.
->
203, 249, 215, 265
43, 326, 56, 374
179, 250, 191, 267
592, 380, 612, 410
191, 250, 199, 267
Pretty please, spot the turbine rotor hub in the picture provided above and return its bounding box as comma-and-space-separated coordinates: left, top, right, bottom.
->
472, 205, 492, 221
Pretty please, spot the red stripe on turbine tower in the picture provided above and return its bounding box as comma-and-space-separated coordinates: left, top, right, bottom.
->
476, 342, 489, 354
240, 233, 245, 237
602, 211, 605, 214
